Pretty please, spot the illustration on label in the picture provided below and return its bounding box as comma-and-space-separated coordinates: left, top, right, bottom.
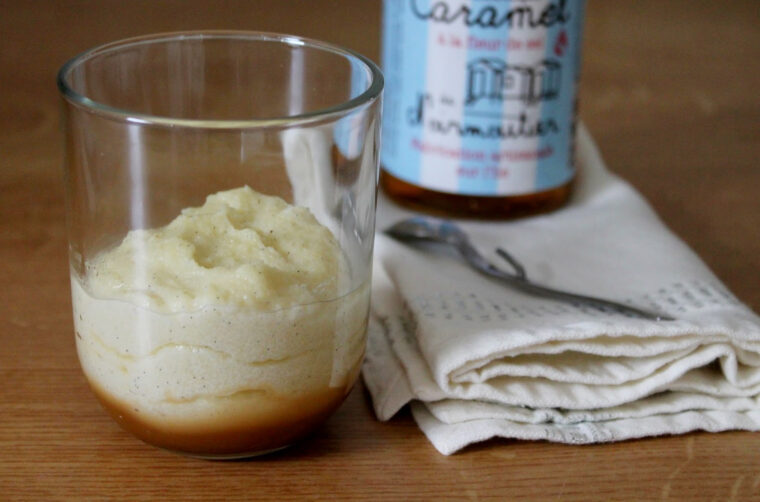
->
466, 59, 561, 105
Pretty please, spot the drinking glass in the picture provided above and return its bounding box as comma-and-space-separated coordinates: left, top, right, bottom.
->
58, 31, 383, 458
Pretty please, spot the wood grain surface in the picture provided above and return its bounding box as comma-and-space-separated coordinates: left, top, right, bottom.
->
1, 1, 759, 500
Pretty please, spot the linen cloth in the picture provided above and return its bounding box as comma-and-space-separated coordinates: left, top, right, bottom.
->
362, 126, 760, 454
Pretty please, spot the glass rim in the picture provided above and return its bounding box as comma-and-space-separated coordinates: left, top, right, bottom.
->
56, 30, 384, 129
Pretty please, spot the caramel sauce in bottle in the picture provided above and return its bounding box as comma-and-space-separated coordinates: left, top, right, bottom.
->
381, 169, 574, 219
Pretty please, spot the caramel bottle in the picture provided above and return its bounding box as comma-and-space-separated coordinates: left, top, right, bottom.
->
380, 0, 585, 218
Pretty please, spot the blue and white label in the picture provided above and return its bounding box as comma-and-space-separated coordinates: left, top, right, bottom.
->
381, 0, 585, 195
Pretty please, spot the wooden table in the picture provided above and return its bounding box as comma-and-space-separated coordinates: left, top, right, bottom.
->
2, 1, 759, 499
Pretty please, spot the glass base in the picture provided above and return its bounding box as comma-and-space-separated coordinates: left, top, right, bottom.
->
172, 444, 292, 460
87, 377, 353, 459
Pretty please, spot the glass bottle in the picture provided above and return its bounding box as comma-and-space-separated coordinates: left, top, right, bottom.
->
380, 0, 585, 218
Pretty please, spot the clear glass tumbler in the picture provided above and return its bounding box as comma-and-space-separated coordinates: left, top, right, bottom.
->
58, 32, 383, 458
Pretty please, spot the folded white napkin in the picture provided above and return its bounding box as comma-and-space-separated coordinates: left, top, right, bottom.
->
363, 126, 760, 455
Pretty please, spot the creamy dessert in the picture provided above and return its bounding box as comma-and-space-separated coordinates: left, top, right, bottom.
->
72, 186, 368, 456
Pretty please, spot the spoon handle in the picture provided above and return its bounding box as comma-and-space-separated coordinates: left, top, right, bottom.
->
484, 267, 673, 321
456, 241, 674, 321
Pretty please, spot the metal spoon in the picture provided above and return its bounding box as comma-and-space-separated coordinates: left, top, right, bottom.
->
385, 217, 674, 321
